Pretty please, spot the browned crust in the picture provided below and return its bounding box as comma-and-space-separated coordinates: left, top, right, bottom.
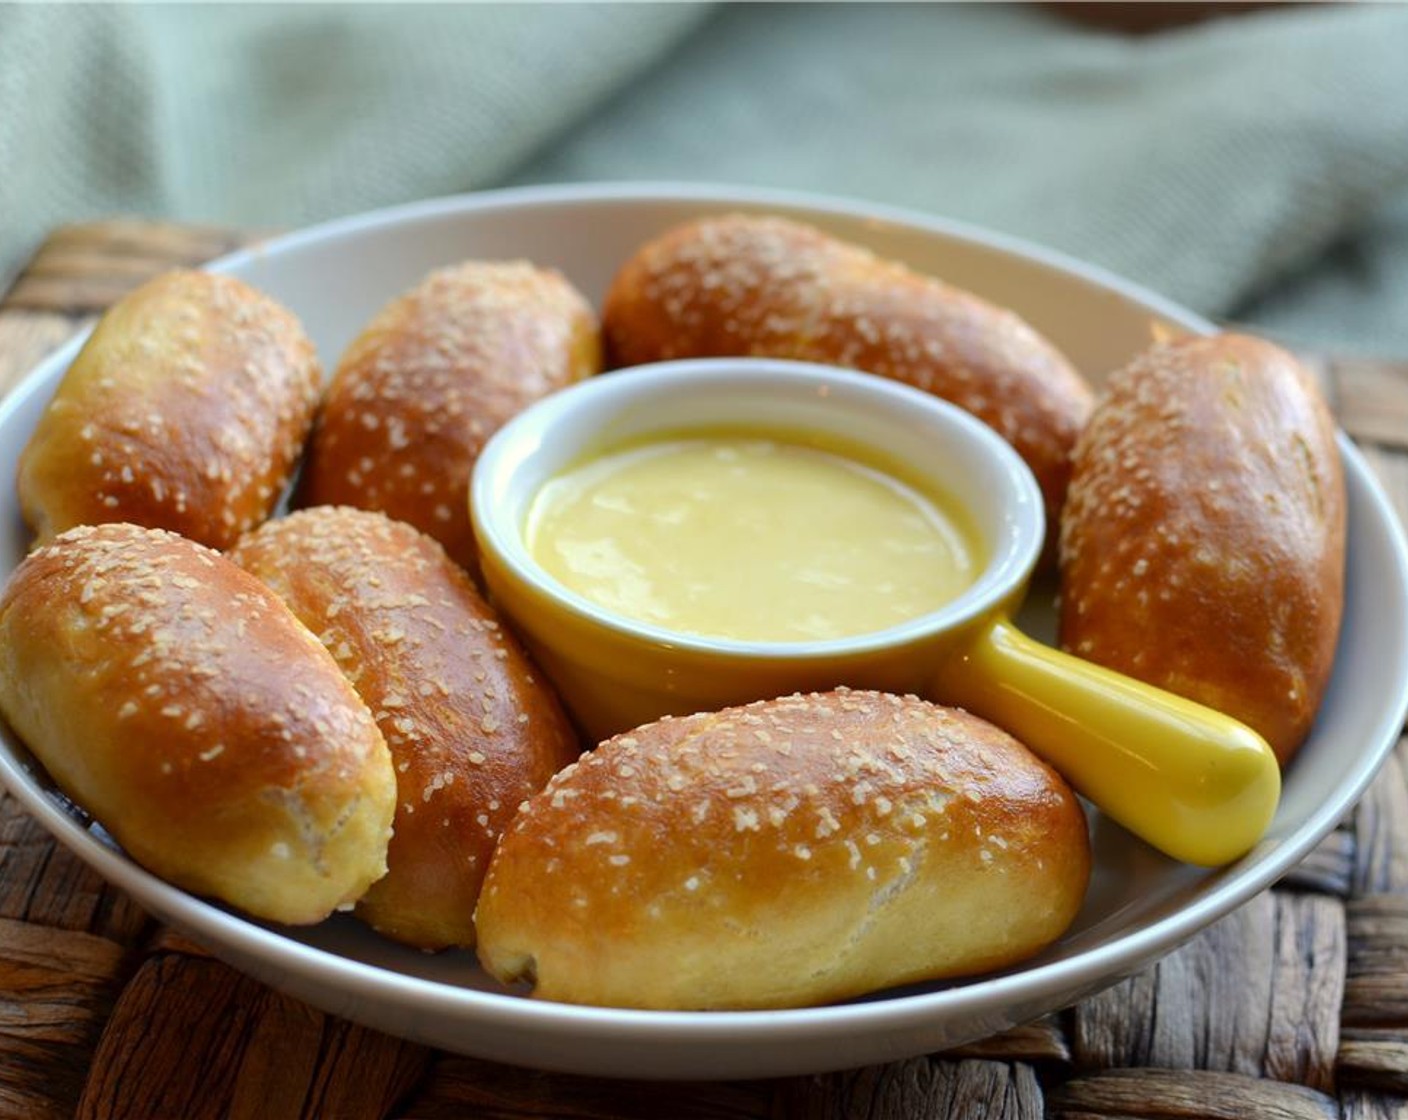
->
294, 261, 602, 571
1058, 333, 1346, 765
231, 507, 580, 949
16, 270, 321, 550
0, 523, 395, 925
601, 214, 1093, 530
475, 689, 1090, 1010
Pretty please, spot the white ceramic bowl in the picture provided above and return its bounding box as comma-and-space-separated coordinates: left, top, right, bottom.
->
0, 183, 1404, 1080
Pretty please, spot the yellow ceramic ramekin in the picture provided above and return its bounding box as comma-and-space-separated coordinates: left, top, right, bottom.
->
470, 359, 1280, 866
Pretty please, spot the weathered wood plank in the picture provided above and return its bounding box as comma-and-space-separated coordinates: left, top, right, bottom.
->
5, 220, 253, 314
776, 1058, 1042, 1120
1352, 743, 1408, 895
300, 1019, 432, 1120
1047, 1067, 1338, 1119
0, 794, 149, 944
1339, 1027, 1408, 1094
75, 953, 433, 1120
1072, 891, 1344, 1089
1345, 894, 1408, 1027
397, 1053, 771, 1120
1072, 892, 1276, 1076
1264, 893, 1345, 1091
1278, 827, 1355, 897
0, 917, 126, 1120
1341, 1089, 1408, 1120
1334, 357, 1408, 451
0, 311, 90, 399
941, 1015, 1070, 1065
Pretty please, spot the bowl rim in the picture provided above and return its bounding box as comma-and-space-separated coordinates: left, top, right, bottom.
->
214, 179, 1210, 333
0, 179, 1403, 1066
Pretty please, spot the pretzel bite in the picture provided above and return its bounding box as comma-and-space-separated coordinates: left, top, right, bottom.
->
294, 261, 601, 571
0, 524, 395, 925
232, 507, 580, 949
1059, 333, 1346, 766
476, 689, 1090, 1010
17, 270, 321, 550
602, 214, 1093, 529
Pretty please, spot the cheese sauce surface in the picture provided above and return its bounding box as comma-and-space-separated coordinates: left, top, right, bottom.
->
526, 435, 978, 642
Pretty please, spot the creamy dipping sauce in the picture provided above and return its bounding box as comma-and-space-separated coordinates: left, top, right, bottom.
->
525, 434, 979, 642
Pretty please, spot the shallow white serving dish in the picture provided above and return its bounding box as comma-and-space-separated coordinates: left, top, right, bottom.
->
0, 183, 1405, 1080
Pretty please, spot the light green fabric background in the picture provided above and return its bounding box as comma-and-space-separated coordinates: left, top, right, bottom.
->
4, 2, 1407, 354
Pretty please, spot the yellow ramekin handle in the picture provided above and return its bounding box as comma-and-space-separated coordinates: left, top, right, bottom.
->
932, 617, 1281, 866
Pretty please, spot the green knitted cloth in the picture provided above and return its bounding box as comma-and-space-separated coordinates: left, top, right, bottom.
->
4, 3, 1406, 353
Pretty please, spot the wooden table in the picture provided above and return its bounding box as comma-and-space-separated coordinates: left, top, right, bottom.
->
3, 220, 1408, 1119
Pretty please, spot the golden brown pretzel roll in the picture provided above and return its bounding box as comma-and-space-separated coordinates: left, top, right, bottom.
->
602, 214, 1093, 528
1059, 333, 1346, 766
0, 523, 395, 925
231, 507, 580, 949
476, 689, 1090, 1010
295, 261, 601, 571
17, 270, 321, 550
